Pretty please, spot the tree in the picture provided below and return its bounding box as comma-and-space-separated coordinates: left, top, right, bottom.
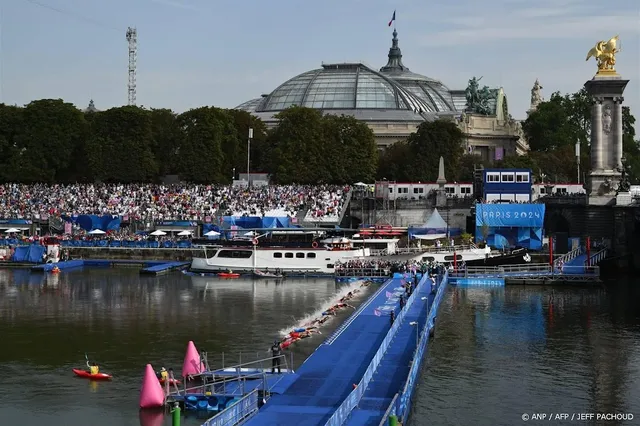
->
175, 107, 228, 183
149, 108, 184, 176
523, 89, 592, 154
377, 141, 411, 181
0, 104, 25, 182
267, 107, 327, 184
322, 115, 377, 183
405, 119, 465, 182
227, 109, 269, 176
87, 106, 158, 182
14, 99, 88, 182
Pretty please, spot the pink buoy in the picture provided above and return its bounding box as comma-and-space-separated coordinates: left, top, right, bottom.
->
139, 364, 164, 409
182, 340, 204, 377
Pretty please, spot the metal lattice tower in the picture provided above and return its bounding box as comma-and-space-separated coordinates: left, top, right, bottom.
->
126, 27, 137, 106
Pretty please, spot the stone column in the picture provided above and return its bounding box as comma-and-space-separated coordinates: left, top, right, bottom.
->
592, 99, 603, 171
614, 97, 624, 169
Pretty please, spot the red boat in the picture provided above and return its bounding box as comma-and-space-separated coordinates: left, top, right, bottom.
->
72, 368, 112, 381
159, 378, 181, 385
218, 272, 240, 279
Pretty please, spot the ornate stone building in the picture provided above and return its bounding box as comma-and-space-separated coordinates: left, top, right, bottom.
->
236, 31, 528, 157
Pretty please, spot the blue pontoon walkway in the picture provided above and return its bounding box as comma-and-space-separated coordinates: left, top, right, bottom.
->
244, 275, 416, 426
344, 278, 435, 425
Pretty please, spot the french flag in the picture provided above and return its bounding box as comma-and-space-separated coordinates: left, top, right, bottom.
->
388, 10, 396, 27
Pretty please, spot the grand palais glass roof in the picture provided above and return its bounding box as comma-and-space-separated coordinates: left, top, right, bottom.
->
237, 30, 464, 117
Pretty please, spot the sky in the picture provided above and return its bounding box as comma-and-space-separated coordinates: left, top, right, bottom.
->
1, 0, 639, 122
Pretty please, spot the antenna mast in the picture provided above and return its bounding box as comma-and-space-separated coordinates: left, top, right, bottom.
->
126, 27, 137, 106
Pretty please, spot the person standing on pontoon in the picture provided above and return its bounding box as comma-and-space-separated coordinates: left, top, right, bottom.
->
271, 340, 282, 374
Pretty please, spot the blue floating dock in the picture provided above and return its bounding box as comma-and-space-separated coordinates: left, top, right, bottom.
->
244, 274, 420, 426
30, 259, 189, 275
140, 261, 189, 275
31, 260, 84, 272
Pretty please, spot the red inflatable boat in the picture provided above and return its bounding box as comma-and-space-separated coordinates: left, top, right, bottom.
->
72, 368, 112, 381
218, 273, 240, 279
159, 378, 181, 385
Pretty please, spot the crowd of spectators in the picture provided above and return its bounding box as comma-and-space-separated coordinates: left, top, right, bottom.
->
0, 184, 350, 223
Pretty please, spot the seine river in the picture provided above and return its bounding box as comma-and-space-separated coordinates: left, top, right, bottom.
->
1, 268, 638, 426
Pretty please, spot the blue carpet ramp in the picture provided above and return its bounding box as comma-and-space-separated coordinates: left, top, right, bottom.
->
244, 275, 417, 426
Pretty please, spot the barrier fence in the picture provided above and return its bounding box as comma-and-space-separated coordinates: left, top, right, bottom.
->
323, 273, 429, 426
201, 389, 259, 426
395, 271, 449, 421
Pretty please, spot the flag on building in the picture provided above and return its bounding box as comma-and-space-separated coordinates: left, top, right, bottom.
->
388, 11, 396, 27
374, 309, 382, 317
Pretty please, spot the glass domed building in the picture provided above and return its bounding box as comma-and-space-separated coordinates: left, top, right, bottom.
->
237, 30, 526, 157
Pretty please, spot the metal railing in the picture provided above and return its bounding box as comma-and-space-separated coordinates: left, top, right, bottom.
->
166, 353, 292, 403
378, 393, 399, 426
334, 267, 390, 277
396, 272, 449, 420
588, 248, 608, 266
324, 273, 429, 426
201, 389, 259, 426
557, 246, 583, 264
448, 263, 600, 280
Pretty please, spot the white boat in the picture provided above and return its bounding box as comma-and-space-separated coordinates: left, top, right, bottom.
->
190, 239, 370, 274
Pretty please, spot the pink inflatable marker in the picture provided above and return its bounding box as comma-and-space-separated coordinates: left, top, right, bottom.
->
139, 364, 164, 409
182, 341, 204, 377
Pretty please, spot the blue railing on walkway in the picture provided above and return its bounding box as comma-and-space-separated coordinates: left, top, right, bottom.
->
324, 274, 428, 426
201, 389, 259, 426
396, 271, 449, 420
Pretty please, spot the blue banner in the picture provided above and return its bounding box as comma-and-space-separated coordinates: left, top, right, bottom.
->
476, 204, 545, 228
0, 219, 32, 225
156, 221, 198, 227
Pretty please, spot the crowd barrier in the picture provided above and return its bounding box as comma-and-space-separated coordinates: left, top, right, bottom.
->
382, 271, 450, 424
201, 389, 259, 426
0, 239, 193, 249
324, 273, 429, 426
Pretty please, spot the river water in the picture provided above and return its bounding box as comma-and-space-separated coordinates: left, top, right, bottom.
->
1, 269, 639, 426
411, 280, 640, 425
0, 268, 368, 426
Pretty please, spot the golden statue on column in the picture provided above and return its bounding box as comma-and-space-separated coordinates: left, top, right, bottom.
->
586, 36, 620, 75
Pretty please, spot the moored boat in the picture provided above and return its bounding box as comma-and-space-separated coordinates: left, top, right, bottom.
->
190, 232, 370, 274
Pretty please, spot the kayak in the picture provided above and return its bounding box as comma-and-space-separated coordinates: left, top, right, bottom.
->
72, 368, 112, 381
253, 270, 283, 278
218, 273, 240, 278
159, 378, 181, 385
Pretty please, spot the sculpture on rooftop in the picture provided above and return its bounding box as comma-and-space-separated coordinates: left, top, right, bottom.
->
465, 77, 495, 116
530, 79, 543, 109
586, 35, 620, 75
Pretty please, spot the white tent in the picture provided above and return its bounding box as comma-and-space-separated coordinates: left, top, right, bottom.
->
413, 209, 449, 240
150, 230, 167, 236
88, 229, 106, 235
204, 230, 221, 237
177, 230, 192, 236
4, 228, 20, 233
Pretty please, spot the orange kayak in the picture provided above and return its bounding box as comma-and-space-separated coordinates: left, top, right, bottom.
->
73, 368, 112, 381
218, 273, 240, 278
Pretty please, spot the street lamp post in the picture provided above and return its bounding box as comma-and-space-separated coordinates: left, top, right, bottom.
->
575, 141, 581, 184
247, 128, 253, 188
